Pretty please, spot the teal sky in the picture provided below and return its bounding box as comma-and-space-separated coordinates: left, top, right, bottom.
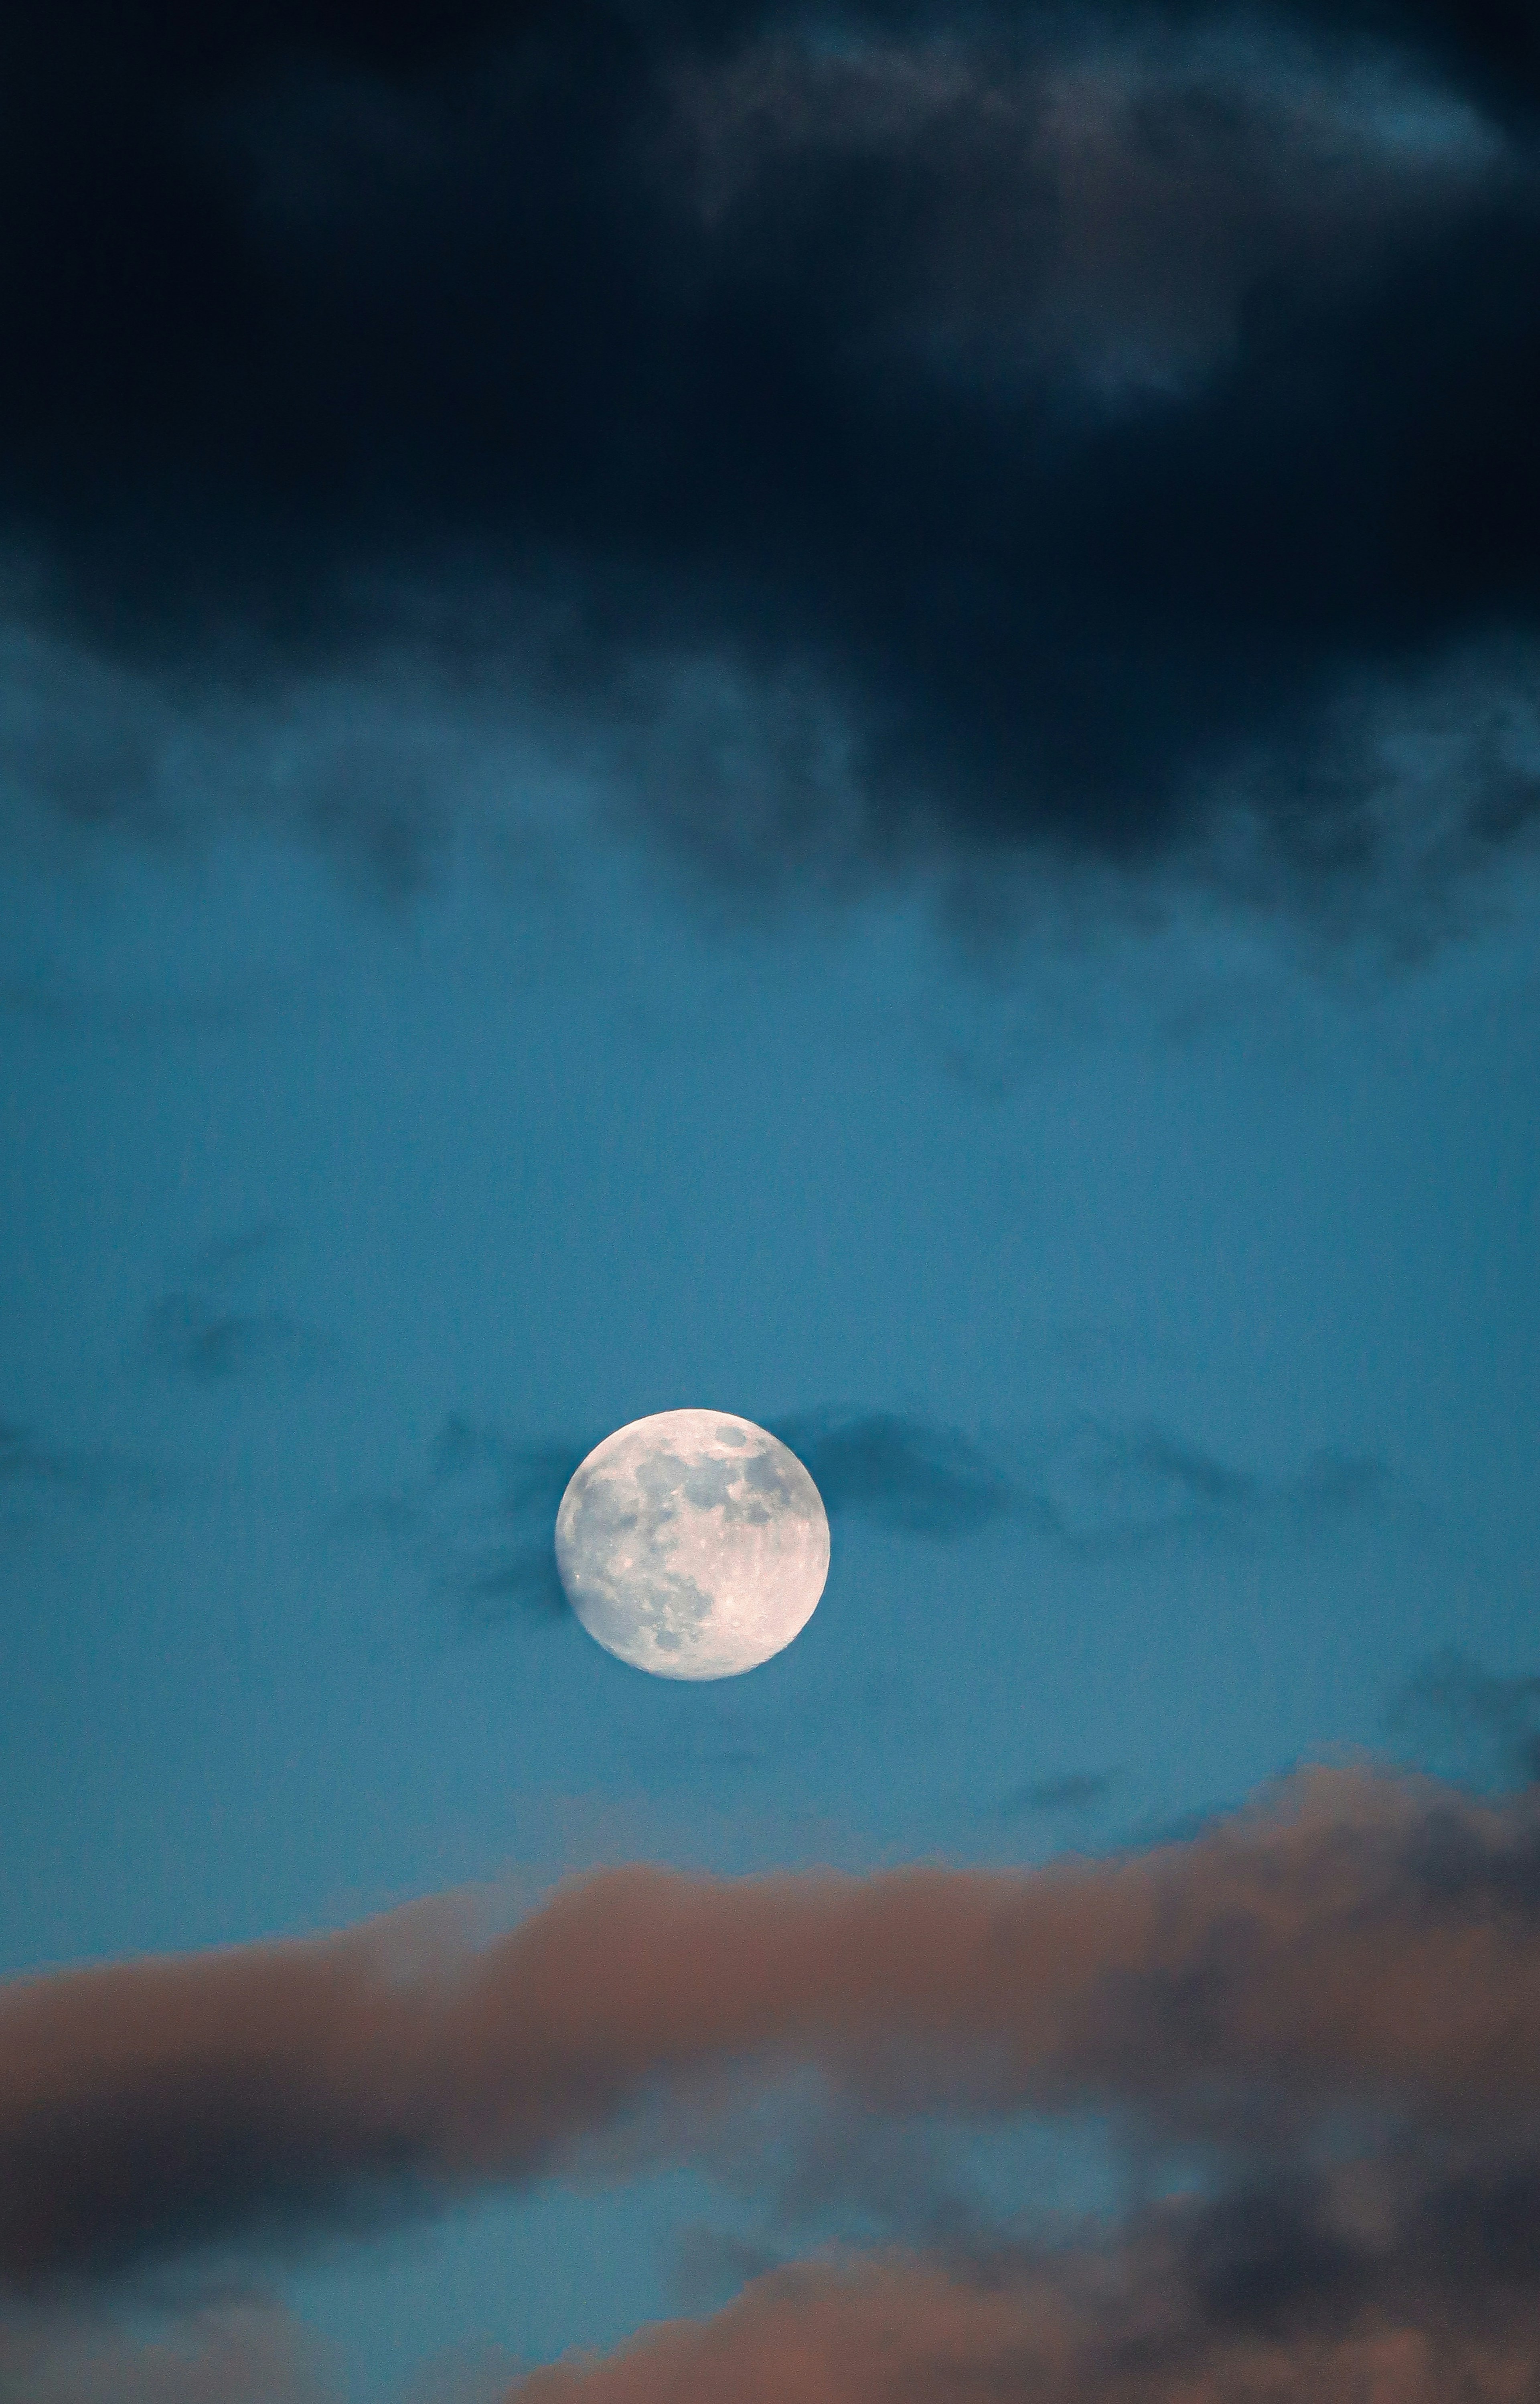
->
4, 795, 1537, 2394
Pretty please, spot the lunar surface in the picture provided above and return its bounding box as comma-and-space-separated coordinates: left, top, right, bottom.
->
555, 1410, 829, 1679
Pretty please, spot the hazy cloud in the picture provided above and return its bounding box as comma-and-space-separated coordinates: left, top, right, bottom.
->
1, 3, 1539, 927
359, 1417, 584, 1633
1023, 1420, 1390, 1556
0, 2301, 340, 2404
0, 1417, 164, 1530
136, 1225, 326, 1385
1388, 1648, 1540, 1789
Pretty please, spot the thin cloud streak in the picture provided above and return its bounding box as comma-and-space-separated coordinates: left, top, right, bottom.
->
363, 1408, 1387, 1643
0, 1418, 168, 1526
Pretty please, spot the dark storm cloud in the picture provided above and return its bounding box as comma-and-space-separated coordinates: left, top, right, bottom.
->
4, 1, 1540, 917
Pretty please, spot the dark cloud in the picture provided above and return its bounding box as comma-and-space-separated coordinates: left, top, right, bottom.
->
2, 2, 1539, 923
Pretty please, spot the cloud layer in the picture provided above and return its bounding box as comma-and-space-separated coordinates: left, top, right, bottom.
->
6, 1765, 1540, 2293
9, 1761, 1540, 2395
4, 1, 1540, 915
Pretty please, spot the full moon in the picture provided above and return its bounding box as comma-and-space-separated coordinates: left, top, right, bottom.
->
555, 1410, 829, 1679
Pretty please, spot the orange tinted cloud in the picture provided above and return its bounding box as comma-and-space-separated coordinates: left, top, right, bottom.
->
505, 2244, 1540, 2404
4, 1766, 1539, 2288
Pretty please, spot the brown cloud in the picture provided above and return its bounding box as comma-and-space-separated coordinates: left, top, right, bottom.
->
0, 2300, 338, 2404
5, 1766, 1540, 2296
504, 2234, 1540, 2404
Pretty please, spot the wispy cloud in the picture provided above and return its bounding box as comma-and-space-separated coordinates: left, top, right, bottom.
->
138, 1297, 322, 1386
1021, 1420, 1390, 1558
357, 1418, 584, 1634
134, 1225, 327, 1387
0, 1417, 165, 1532
767, 1410, 1014, 1540
355, 1404, 1388, 1645
997, 1770, 1118, 1820
774, 1408, 1388, 1559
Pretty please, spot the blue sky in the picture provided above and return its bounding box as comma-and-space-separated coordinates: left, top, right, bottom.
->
4, 797, 1538, 2392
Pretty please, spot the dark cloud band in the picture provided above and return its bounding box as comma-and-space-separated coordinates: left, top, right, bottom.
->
3, 2, 1539, 913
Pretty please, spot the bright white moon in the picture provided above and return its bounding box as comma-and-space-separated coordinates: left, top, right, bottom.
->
555, 1410, 830, 1680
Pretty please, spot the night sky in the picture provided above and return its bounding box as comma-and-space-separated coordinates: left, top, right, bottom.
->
3, 4, 1540, 2400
